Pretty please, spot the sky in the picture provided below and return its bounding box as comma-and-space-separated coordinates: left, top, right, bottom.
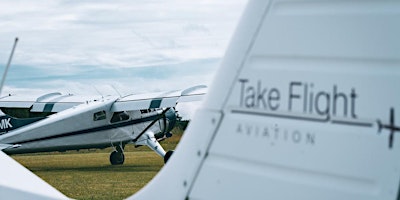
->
0, 0, 248, 118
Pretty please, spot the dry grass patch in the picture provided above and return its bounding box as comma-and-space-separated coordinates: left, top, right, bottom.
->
11, 127, 185, 200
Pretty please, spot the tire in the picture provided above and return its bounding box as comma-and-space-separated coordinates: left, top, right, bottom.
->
164, 150, 174, 164
110, 151, 125, 165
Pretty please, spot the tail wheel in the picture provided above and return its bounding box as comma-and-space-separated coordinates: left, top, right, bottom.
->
110, 151, 125, 165
164, 150, 174, 164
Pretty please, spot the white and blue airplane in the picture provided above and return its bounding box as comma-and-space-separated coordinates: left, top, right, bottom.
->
0, 39, 206, 165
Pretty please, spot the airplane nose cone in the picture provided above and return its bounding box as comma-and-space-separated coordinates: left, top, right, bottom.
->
165, 108, 177, 133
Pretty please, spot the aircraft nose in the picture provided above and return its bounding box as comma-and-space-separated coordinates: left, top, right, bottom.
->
165, 108, 177, 133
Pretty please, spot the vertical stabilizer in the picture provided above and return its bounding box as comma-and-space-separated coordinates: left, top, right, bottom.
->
131, 0, 400, 199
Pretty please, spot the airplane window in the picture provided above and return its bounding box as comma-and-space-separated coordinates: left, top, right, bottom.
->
110, 112, 130, 123
140, 109, 156, 114
93, 111, 106, 121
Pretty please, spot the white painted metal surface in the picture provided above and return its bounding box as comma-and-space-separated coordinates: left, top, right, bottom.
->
132, 0, 400, 199
0, 151, 68, 200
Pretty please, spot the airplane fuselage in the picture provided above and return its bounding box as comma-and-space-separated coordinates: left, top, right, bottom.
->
0, 97, 176, 155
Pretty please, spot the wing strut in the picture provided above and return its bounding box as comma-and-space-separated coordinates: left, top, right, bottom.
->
132, 108, 173, 160
0, 37, 18, 96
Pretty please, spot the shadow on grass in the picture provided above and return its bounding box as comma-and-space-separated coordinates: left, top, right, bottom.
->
31, 164, 163, 173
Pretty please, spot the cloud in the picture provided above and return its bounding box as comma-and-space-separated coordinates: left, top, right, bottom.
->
0, 0, 247, 118
4, 58, 219, 94
1, 0, 246, 68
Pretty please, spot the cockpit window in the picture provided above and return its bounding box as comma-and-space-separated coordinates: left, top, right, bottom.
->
110, 112, 130, 123
93, 111, 106, 121
140, 109, 157, 114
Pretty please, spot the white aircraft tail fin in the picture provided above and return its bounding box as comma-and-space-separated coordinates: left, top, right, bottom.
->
131, 0, 400, 199
0, 151, 68, 199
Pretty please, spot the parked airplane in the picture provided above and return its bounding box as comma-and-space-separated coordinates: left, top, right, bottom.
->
0, 39, 206, 165
0, 87, 205, 165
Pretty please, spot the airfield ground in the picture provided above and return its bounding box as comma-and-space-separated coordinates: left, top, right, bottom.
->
12, 127, 184, 200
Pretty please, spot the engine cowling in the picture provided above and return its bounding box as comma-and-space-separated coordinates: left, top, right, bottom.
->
154, 108, 177, 141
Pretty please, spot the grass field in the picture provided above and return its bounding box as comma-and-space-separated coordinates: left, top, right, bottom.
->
11, 128, 184, 200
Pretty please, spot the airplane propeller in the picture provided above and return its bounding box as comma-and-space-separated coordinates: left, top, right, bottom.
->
133, 107, 172, 143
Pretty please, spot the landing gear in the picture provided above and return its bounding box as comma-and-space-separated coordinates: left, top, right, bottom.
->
164, 150, 174, 164
110, 144, 125, 165
110, 151, 124, 165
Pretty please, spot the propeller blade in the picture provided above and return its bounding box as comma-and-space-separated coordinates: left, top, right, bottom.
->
133, 108, 171, 142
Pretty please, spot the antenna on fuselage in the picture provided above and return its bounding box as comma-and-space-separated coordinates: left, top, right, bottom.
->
111, 85, 122, 97
0, 37, 18, 96
91, 86, 106, 100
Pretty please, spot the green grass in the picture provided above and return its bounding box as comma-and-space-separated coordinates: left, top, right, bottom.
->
11, 127, 184, 200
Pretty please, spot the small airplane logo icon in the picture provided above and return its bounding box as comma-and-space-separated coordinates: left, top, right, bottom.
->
378, 108, 400, 149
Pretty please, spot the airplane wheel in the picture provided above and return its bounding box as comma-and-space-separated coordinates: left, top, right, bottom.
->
164, 150, 174, 164
110, 151, 125, 165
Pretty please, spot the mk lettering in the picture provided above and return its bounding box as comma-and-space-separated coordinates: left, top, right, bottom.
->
0, 118, 13, 129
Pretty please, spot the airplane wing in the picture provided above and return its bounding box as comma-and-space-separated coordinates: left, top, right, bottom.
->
110, 85, 207, 112
0, 85, 206, 113
0, 92, 106, 113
